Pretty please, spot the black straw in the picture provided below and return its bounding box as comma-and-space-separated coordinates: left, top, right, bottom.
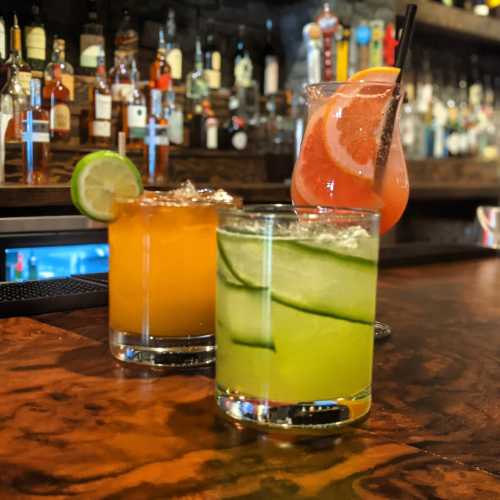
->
395, 4, 418, 83
374, 3, 418, 192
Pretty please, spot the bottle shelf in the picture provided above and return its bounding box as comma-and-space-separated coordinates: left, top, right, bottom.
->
396, 0, 500, 44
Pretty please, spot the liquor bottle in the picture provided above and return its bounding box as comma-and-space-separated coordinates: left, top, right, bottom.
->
369, 20, 384, 68
109, 50, 132, 104
488, 0, 500, 16
263, 19, 279, 96
201, 99, 218, 150
432, 72, 448, 159
149, 27, 171, 92
303, 23, 321, 85
6, 14, 32, 96
22, 78, 49, 184
2, 64, 28, 142
45, 37, 74, 101
335, 23, 350, 82
80, 0, 105, 75
123, 59, 147, 150
43, 54, 71, 142
468, 54, 483, 110
165, 8, 182, 82
355, 21, 371, 71
317, 2, 338, 81
226, 96, 248, 151
203, 20, 221, 91
144, 88, 169, 185
0, 15, 6, 62
164, 79, 183, 145
89, 48, 112, 147
25, 1, 46, 72
234, 25, 253, 89
115, 9, 139, 62
348, 24, 358, 76
186, 36, 208, 101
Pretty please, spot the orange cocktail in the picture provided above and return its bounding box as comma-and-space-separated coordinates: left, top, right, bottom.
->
108, 187, 234, 367
292, 67, 409, 234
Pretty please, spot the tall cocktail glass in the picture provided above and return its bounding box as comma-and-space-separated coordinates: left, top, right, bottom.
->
216, 205, 380, 433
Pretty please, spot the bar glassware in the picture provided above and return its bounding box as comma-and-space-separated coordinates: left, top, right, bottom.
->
216, 204, 380, 433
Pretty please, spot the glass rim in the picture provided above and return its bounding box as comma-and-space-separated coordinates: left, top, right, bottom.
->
305, 80, 401, 91
112, 190, 238, 207
218, 204, 380, 222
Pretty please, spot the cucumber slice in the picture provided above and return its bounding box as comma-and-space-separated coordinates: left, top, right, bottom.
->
216, 277, 275, 350
217, 230, 377, 324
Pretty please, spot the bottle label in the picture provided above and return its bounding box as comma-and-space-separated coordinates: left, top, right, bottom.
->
469, 84, 483, 108
264, 55, 279, 95
26, 27, 46, 61
204, 69, 221, 90
232, 130, 247, 150
62, 74, 74, 101
144, 123, 169, 146
127, 104, 147, 138
18, 72, 32, 95
206, 118, 218, 149
95, 93, 112, 120
80, 35, 104, 68
92, 120, 111, 138
167, 48, 182, 80
168, 109, 184, 145
0, 21, 5, 60
111, 83, 133, 102
22, 118, 50, 143
212, 52, 221, 71
50, 103, 71, 132
234, 55, 253, 88
416, 83, 433, 114
307, 46, 321, 85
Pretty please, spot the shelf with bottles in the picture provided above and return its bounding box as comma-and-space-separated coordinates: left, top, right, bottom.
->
396, 0, 500, 44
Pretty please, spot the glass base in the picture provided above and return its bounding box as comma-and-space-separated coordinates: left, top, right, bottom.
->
375, 321, 392, 340
216, 386, 371, 435
109, 329, 216, 367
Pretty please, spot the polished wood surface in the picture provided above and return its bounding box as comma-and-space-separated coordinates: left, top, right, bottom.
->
1, 259, 500, 498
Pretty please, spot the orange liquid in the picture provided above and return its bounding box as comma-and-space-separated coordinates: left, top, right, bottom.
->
109, 199, 218, 337
292, 90, 409, 235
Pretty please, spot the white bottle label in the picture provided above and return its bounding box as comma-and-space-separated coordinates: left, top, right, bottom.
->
26, 27, 46, 61
128, 105, 147, 128
50, 103, 71, 131
111, 83, 133, 102
168, 109, 184, 145
62, 74, 74, 101
80, 35, 104, 68
206, 118, 218, 149
204, 69, 221, 90
232, 130, 247, 150
18, 72, 32, 95
234, 55, 253, 88
264, 55, 279, 96
144, 124, 169, 146
22, 118, 50, 143
92, 120, 111, 138
167, 48, 182, 80
0, 20, 5, 60
417, 83, 433, 114
95, 93, 111, 120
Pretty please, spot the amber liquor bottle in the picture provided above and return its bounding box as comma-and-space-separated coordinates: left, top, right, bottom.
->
22, 78, 49, 184
149, 27, 171, 92
43, 63, 71, 142
143, 88, 169, 185
89, 49, 112, 147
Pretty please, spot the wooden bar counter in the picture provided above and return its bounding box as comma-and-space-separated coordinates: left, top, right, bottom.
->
1, 258, 499, 498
